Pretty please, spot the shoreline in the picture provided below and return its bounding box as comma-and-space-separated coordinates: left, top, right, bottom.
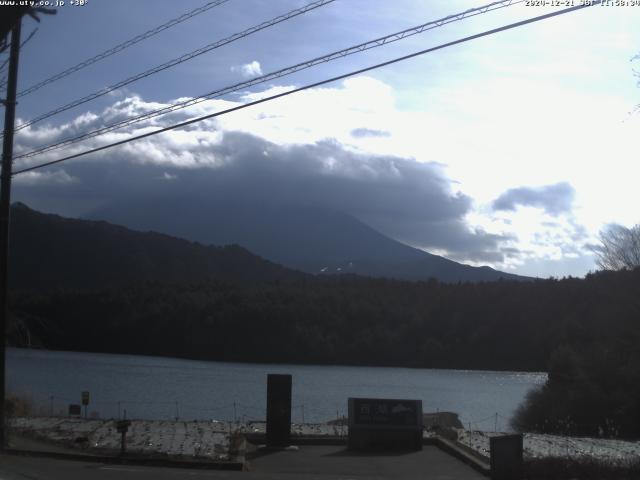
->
7, 346, 549, 375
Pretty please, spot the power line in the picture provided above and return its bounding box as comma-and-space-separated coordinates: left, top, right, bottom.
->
0, 28, 37, 91
16, 0, 232, 98
15, 0, 525, 161
9, 0, 336, 135
13, 2, 601, 176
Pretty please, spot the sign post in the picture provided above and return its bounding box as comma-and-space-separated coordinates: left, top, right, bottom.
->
81, 391, 90, 419
116, 418, 131, 455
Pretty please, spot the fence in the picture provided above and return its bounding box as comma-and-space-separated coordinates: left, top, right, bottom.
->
16, 392, 521, 433
460, 412, 509, 433
21, 392, 619, 439
11, 392, 347, 425
17, 393, 514, 435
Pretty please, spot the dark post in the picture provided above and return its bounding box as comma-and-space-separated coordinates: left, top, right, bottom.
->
81, 391, 89, 419
0, 18, 22, 450
120, 426, 127, 455
266, 374, 291, 447
116, 409, 131, 456
490, 434, 523, 480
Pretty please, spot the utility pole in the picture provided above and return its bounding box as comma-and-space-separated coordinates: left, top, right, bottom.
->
0, 18, 22, 449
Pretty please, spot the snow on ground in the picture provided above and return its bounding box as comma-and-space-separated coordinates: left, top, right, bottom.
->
11, 417, 232, 460
457, 430, 640, 464
9, 417, 352, 459
239, 421, 348, 437
14, 417, 639, 465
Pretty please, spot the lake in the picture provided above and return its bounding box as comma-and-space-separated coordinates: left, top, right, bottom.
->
7, 348, 546, 431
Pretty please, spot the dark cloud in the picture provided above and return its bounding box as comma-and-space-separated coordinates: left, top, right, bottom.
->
501, 247, 523, 258
492, 182, 575, 216
13, 96, 512, 264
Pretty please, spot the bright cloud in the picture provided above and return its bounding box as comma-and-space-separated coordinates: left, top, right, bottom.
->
231, 61, 263, 79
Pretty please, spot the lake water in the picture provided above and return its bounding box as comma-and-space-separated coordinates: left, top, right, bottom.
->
7, 348, 546, 431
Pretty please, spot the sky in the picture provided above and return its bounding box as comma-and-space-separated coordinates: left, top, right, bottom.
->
3, 0, 639, 278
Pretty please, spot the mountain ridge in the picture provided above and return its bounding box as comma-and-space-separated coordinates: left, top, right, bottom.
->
87, 197, 528, 283
8, 202, 304, 291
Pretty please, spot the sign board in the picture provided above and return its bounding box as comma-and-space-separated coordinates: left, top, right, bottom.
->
351, 398, 420, 426
490, 434, 523, 480
116, 419, 132, 455
348, 398, 423, 451
68, 404, 81, 416
116, 419, 131, 434
266, 374, 292, 447
81, 391, 90, 406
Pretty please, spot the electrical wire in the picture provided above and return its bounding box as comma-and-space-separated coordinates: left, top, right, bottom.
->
15, 0, 525, 161
9, 0, 336, 135
0, 28, 38, 90
16, 0, 232, 98
13, 1, 601, 176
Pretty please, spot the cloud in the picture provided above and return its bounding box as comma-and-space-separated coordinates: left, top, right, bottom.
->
476, 204, 596, 274
124, 132, 497, 259
13, 171, 78, 187
10, 79, 590, 271
159, 172, 178, 181
351, 128, 391, 138
492, 182, 575, 216
11, 99, 509, 264
230, 61, 262, 78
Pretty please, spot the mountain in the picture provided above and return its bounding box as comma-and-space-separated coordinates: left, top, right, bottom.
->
8, 202, 303, 291
88, 197, 526, 283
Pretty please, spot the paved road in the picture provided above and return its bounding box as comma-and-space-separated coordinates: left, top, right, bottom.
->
248, 445, 485, 479
0, 446, 486, 479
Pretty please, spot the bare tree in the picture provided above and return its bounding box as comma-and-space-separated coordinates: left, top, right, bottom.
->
595, 224, 640, 270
